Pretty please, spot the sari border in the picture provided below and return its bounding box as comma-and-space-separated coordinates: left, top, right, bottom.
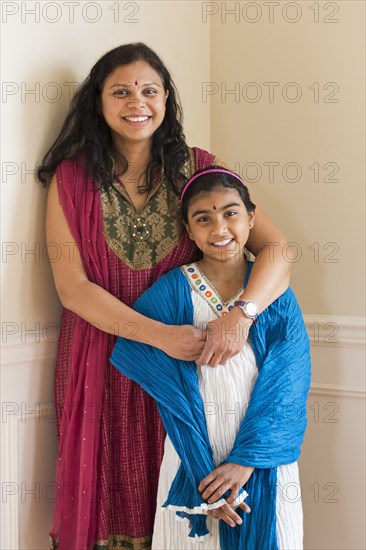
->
50, 533, 153, 550
94, 533, 152, 549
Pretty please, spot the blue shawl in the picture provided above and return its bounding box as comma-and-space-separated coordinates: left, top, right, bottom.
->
110, 263, 311, 549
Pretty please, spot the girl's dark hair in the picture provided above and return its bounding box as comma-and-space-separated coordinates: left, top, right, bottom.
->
37, 42, 189, 193
181, 166, 256, 222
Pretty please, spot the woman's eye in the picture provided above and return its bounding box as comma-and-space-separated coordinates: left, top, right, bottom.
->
143, 88, 157, 95
225, 211, 237, 217
197, 216, 210, 223
113, 89, 128, 97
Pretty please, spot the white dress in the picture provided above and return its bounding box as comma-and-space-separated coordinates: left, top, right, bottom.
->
152, 263, 303, 550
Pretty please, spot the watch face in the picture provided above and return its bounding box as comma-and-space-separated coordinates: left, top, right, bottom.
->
245, 302, 258, 316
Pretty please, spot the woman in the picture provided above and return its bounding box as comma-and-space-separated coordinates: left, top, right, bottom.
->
38, 43, 292, 550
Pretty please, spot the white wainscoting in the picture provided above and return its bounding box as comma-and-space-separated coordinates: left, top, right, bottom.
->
1, 316, 365, 549
1, 335, 58, 550
302, 315, 365, 550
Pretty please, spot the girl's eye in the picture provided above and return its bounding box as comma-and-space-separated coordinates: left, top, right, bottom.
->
197, 216, 210, 223
225, 211, 237, 217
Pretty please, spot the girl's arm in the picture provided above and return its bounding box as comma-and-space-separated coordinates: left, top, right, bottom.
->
46, 176, 205, 360
197, 204, 292, 367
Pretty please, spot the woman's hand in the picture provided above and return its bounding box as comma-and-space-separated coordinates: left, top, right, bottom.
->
196, 307, 252, 367
199, 462, 254, 506
158, 325, 207, 361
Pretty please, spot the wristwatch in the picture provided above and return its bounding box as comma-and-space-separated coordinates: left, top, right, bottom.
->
234, 300, 259, 323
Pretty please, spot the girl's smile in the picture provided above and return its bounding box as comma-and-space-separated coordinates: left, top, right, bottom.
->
210, 238, 234, 248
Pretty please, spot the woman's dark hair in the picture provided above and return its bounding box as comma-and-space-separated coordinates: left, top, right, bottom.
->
181, 166, 256, 223
37, 42, 189, 193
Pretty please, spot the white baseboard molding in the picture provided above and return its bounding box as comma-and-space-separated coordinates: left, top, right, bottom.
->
0, 317, 364, 548
1, 315, 364, 369
1, 331, 58, 367
309, 382, 365, 399
0, 402, 55, 550
303, 314, 365, 348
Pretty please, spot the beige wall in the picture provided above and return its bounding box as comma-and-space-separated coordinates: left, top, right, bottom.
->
1, 1, 211, 332
1, 2, 211, 548
209, 2, 365, 549
210, 0, 365, 316
1, 1, 365, 549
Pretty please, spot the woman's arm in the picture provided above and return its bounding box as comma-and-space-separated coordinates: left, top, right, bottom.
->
46, 176, 205, 360
242, 204, 292, 310
197, 204, 292, 367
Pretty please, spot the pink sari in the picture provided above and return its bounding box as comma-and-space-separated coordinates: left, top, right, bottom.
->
50, 147, 216, 549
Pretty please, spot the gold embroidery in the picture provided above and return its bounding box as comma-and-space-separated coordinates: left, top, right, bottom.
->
101, 149, 196, 270
94, 533, 152, 549
51, 533, 152, 550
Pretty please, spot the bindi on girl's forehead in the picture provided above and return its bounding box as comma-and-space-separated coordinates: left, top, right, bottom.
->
212, 205, 217, 210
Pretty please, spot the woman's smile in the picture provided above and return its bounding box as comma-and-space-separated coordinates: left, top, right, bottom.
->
122, 115, 152, 126
123, 115, 151, 120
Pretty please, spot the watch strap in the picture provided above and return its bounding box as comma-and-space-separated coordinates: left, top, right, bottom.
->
234, 300, 259, 323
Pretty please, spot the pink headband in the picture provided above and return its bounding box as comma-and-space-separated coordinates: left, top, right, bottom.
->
180, 168, 245, 203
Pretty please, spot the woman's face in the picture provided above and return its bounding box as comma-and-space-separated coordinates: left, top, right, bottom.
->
101, 60, 168, 151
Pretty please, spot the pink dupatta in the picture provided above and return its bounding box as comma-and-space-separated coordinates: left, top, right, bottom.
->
50, 159, 110, 549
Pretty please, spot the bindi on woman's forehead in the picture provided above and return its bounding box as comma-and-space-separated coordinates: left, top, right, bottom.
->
212, 205, 216, 210
135, 80, 138, 86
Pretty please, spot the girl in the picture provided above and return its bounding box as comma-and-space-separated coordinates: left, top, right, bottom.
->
111, 167, 311, 550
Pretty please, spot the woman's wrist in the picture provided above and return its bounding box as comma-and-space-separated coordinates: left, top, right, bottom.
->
233, 298, 258, 324
228, 305, 254, 329
135, 318, 168, 348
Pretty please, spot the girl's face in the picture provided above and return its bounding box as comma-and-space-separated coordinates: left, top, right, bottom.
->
185, 186, 255, 263
101, 60, 169, 150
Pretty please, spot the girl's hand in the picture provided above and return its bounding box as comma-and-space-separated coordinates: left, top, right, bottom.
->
198, 462, 254, 505
207, 501, 250, 527
196, 308, 252, 367
158, 325, 206, 361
